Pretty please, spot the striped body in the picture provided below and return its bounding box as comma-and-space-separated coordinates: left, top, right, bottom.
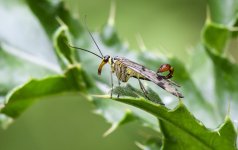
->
112, 59, 147, 82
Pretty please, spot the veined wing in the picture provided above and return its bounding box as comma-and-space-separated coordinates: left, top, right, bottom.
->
115, 57, 184, 98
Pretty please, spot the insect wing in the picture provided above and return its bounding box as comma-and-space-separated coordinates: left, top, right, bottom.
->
117, 57, 183, 98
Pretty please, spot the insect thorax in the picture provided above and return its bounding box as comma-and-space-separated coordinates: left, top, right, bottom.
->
112, 58, 147, 82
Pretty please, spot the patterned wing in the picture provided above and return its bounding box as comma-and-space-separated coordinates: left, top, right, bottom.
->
116, 57, 184, 98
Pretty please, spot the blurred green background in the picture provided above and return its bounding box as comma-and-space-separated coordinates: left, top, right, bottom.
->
65, 0, 206, 59
0, 0, 206, 150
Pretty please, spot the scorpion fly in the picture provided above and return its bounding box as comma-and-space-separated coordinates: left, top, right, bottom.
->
67, 27, 184, 99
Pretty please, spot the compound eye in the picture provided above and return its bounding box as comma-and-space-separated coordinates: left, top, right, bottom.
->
104, 55, 110, 62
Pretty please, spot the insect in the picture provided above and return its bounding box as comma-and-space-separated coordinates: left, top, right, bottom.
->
67, 27, 184, 99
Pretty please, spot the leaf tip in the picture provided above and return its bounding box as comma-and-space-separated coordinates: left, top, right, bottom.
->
103, 123, 118, 137
55, 17, 67, 29
103, 109, 135, 137
92, 94, 111, 99
0, 114, 14, 129
108, 0, 116, 26
136, 33, 147, 52
205, 4, 212, 24
135, 142, 146, 150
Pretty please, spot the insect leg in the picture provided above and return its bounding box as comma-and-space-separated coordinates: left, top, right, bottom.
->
110, 70, 113, 98
117, 79, 121, 98
137, 78, 150, 100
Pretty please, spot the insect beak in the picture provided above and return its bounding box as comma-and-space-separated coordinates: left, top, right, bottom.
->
98, 60, 107, 75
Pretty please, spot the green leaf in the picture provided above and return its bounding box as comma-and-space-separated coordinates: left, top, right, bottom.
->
136, 50, 219, 127
103, 109, 136, 137
202, 0, 238, 55
0, 10, 92, 126
207, 0, 238, 26
100, 24, 121, 47
136, 137, 162, 150
99, 84, 164, 136
52, 23, 94, 90
53, 23, 79, 69
202, 23, 231, 55
206, 48, 238, 118
0, 66, 88, 127
1, 75, 74, 118
1, 0, 238, 149
0, 0, 59, 66
107, 96, 237, 150
0, 42, 58, 95
113, 84, 163, 105
65, 65, 92, 91
26, 0, 84, 38
0, 23, 92, 128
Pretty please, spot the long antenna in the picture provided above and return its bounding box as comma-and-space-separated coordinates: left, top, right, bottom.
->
66, 42, 103, 59
84, 16, 104, 57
